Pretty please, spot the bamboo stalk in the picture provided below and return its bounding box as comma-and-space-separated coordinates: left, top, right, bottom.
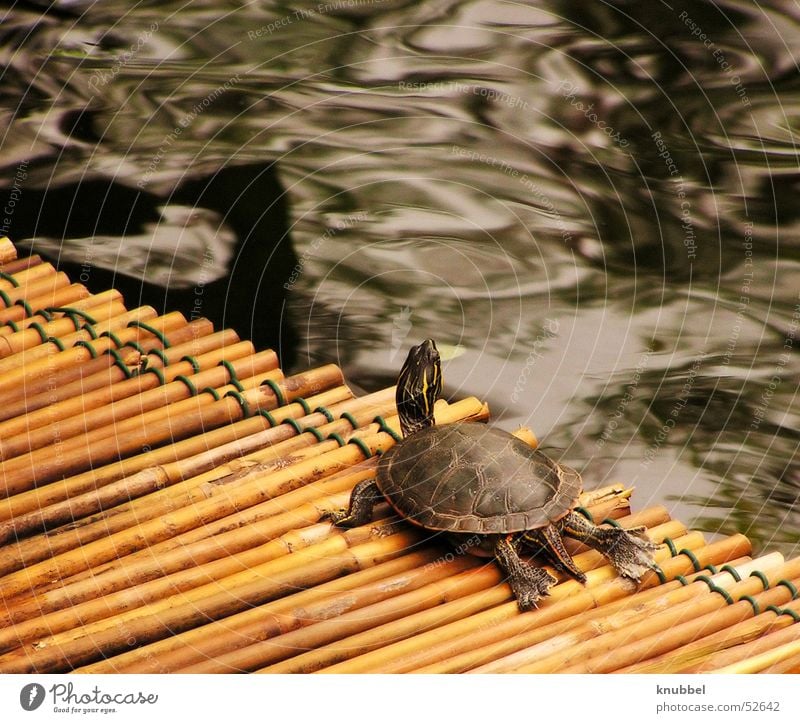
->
0, 237, 18, 264
0, 526, 425, 673
0, 363, 344, 497
0, 379, 351, 527
0, 311, 186, 404
514, 555, 797, 673
0, 299, 127, 357
305, 527, 697, 676
680, 599, 800, 673
78, 550, 449, 673
711, 637, 800, 674
758, 649, 800, 673
0, 331, 260, 442
0, 283, 90, 325
0, 254, 40, 275
391, 534, 752, 675
620, 597, 799, 673
257, 509, 681, 675
2, 475, 371, 625
0, 340, 259, 460
0, 270, 69, 307
0, 261, 59, 293
0, 397, 480, 593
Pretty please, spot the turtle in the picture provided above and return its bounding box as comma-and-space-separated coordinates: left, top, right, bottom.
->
325, 339, 658, 611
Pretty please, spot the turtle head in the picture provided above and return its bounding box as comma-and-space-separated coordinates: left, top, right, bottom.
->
396, 339, 442, 436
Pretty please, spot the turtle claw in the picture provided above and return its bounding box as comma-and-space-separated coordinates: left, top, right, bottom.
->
512, 567, 558, 612
598, 525, 660, 582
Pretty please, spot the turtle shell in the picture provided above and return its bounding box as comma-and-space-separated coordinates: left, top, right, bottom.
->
376, 422, 583, 534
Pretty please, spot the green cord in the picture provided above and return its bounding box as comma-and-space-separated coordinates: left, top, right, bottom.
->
348, 436, 372, 459
74, 340, 99, 358
225, 390, 251, 418
315, 405, 334, 423
128, 320, 170, 348
181, 354, 200, 374
104, 348, 132, 379
750, 570, 770, 591
263, 378, 286, 407
373, 415, 402, 443
174, 375, 198, 397
680, 548, 702, 573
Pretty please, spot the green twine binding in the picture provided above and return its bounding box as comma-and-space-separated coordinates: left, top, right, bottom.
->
328, 432, 346, 447
100, 330, 123, 349
680, 548, 702, 573
348, 436, 372, 459
704, 564, 719, 575
738, 595, 761, 616
340, 411, 359, 430
766, 605, 800, 623
750, 570, 770, 591
574, 506, 594, 523
776, 579, 799, 600
720, 564, 742, 582
0, 270, 19, 287
263, 378, 286, 407
128, 320, 170, 348
653, 564, 668, 584
225, 390, 251, 418
174, 375, 198, 397
373, 415, 402, 443
74, 340, 99, 358
218, 360, 244, 391
46, 335, 65, 351
303, 425, 324, 442
257, 409, 276, 426
104, 348, 132, 378
16, 299, 34, 318
662, 537, 678, 558
202, 386, 221, 401
46, 307, 98, 329
143, 365, 166, 385
315, 406, 334, 423
181, 355, 200, 374
282, 417, 302, 434
695, 575, 734, 605
294, 396, 311, 415
145, 346, 167, 364
601, 517, 622, 529
28, 322, 49, 344
675, 575, 689, 586
3, 319, 18, 332
82, 323, 99, 339
0, 288, 12, 307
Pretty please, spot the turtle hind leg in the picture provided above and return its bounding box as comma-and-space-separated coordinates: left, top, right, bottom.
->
322, 479, 380, 528
560, 511, 659, 582
522, 525, 587, 585
494, 535, 557, 612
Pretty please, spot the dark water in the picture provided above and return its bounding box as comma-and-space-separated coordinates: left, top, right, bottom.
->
1, 1, 798, 555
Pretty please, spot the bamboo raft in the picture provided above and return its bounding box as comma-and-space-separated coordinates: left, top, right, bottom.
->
0, 235, 798, 675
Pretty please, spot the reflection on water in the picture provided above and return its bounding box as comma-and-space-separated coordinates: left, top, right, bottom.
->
0, 0, 798, 554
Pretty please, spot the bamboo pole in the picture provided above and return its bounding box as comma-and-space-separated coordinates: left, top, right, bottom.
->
680, 598, 800, 673
0, 311, 209, 425
0, 299, 127, 357
1, 475, 371, 625
0, 261, 59, 293
302, 527, 702, 676
78, 549, 451, 674
0, 362, 344, 497
0, 525, 426, 673
327, 533, 751, 675
395, 519, 686, 675
0, 398, 482, 593
0, 311, 186, 404
255, 507, 674, 675
707, 638, 800, 674
513, 555, 797, 674
0, 255, 40, 275
759, 648, 800, 673
0, 330, 257, 442
0, 378, 351, 527
0, 283, 90, 325
620, 596, 800, 673
0, 270, 69, 307
0, 340, 260, 459
0, 237, 18, 264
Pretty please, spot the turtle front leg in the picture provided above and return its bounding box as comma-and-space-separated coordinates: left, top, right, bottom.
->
521, 525, 587, 584
322, 479, 381, 528
560, 511, 659, 582
494, 535, 557, 611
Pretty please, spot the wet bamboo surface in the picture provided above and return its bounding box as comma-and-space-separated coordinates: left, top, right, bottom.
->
0, 237, 797, 674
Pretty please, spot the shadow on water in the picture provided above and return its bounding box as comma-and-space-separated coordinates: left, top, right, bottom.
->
0, 0, 798, 554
